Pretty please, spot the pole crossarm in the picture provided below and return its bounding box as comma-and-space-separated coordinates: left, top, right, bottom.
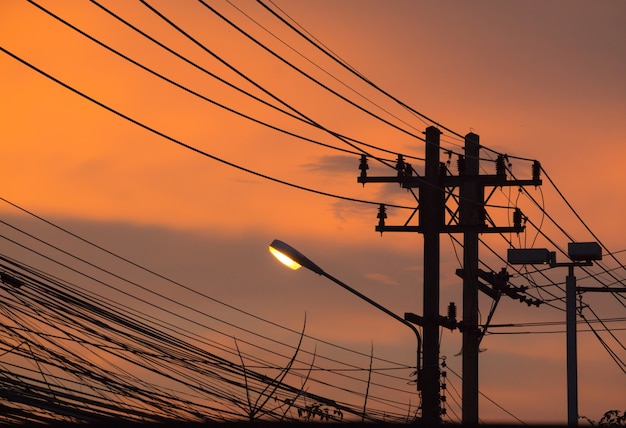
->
376, 225, 526, 234
359, 156, 540, 233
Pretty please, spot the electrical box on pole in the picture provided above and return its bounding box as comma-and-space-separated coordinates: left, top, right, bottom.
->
357, 127, 542, 425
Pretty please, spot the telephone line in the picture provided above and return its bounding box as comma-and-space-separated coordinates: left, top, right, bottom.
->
0, 197, 411, 369
0, 237, 406, 399
0, 202, 415, 394
2, 255, 409, 421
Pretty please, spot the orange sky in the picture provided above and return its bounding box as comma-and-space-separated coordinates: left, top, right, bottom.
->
1, 0, 625, 424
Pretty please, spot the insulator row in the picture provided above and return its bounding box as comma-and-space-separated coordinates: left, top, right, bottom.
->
359, 154, 540, 185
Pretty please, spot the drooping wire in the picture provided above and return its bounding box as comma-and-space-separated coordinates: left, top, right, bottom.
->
0, 233, 412, 409
0, 196, 413, 372
83, 0, 425, 164
0, 200, 420, 416
1, 254, 410, 422
0, 44, 412, 211
224, 0, 425, 137
579, 308, 626, 375
444, 363, 526, 424
257, 0, 464, 140
138, 0, 400, 171
541, 165, 626, 275
196, 0, 429, 146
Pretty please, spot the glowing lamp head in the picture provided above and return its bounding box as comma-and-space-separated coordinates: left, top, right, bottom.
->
269, 245, 302, 270
268, 239, 324, 275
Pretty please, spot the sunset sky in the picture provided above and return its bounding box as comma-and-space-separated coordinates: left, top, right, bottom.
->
1, 0, 625, 424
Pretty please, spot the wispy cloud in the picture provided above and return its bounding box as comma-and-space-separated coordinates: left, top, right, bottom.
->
364, 272, 399, 287
300, 155, 357, 175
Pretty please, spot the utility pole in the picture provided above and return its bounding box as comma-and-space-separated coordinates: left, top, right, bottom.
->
420, 126, 444, 424
566, 266, 578, 427
460, 133, 481, 424
358, 126, 542, 424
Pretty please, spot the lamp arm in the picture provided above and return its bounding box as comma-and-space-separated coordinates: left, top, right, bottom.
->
321, 271, 422, 383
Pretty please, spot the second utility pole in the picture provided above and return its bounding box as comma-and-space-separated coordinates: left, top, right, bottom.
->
459, 132, 481, 424
420, 126, 444, 424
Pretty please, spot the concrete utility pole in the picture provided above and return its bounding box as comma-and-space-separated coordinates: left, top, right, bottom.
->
358, 126, 542, 424
420, 126, 444, 424
459, 133, 481, 423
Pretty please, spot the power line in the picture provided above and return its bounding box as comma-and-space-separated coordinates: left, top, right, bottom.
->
257, 0, 463, 141
223, 0, 426, 139
20, 1, 545, 219
0, 235, 410, 406
28, 0, 418, 170
259, 0, 544, 168
444, 363, 525, 424
1, 204, 420, 422
195, 0, 429, 148
4, 2, 624, 422
1, 254, 410, 422
0, 197, 409, 370
85, 0, 424, 164
138, 0, 403, 172
0, 44, 414, 211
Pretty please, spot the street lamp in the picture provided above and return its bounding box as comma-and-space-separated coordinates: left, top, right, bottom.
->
508, 242, 602, 427
269, 239, 423, 395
